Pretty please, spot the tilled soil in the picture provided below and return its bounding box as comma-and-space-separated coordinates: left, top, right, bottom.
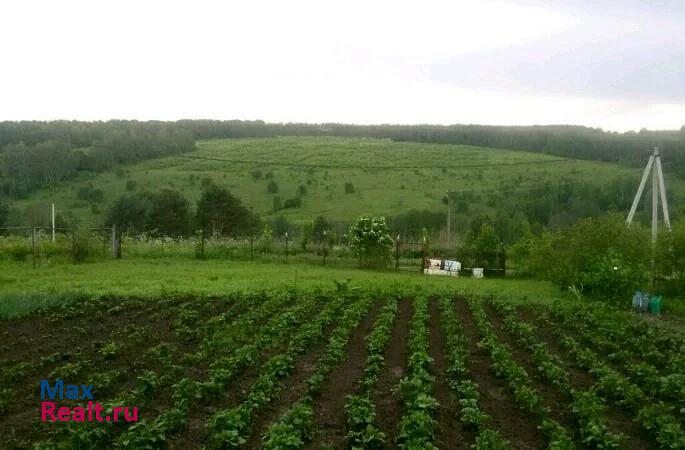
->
455, 297, 546, 450
517, 307, 658, 450
302, 299, 385, 450
428, 298, 474, 449
371, 298, 413, 447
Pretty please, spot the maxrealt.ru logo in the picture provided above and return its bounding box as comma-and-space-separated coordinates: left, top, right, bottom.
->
40, 379, 139, 423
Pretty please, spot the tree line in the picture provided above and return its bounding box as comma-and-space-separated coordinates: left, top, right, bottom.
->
2, 120, 685, 199
0, 121, 194, 197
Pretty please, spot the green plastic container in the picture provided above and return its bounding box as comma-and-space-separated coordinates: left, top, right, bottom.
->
649, 296, 662, 315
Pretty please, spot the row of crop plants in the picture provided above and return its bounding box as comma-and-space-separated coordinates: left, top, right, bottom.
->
11, 296, 231, 448
394, 296, 438, 449
439, 297, 510, 449
260, 293, 386, 448
32, 291, 304, 448
344, 297, 400, 448
117, 290, 321, 449
543, 302, 685, 412
466, 298, 576, 449
534, 306, 685, 449
489, 300, 625, 449
204, 291, 364, 448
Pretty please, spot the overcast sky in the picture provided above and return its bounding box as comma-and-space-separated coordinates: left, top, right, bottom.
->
1, 0, 684, 131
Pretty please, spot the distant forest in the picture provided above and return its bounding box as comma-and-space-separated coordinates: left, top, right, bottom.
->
1, 119, 685, 197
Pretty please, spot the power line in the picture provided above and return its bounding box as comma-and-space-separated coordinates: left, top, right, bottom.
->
178, 154, 574, 170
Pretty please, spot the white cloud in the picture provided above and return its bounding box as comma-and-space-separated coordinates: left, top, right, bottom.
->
0, 0, 683, 131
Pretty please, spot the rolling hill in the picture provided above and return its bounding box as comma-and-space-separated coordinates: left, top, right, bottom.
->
7, 136, 683, 230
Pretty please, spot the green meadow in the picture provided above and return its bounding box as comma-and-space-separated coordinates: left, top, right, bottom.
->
12, 136, 670, 227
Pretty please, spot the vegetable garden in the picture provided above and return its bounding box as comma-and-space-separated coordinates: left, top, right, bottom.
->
1, 288, 684, 449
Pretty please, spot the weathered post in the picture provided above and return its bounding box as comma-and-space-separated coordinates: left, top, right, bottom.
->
51, 203, 55, 243
111, 224, 117, 258
285, 232, 289, 263
421, 236, 426, 274
32, 227, 36, 269
250, 236, 254, 260
395, 233, 400, 272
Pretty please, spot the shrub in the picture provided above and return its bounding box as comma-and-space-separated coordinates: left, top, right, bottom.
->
344, 182, 355, 194
348, 216, 392, 268
283, 198, 302, 209
72, 229, 99, 263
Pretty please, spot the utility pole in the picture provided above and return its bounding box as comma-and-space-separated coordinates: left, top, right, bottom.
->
626, 147, 672, 239
626, 147, 671, 288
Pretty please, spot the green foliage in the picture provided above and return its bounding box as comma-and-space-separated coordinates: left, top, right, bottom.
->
283, 197, 302, 209
196, 183, 258, 237
390, 209, 445, 241
1, 236, 31, 261
0, 199, 8, 227
267, 180, 279, 194
77, 184, 104, 203
510, 215, 650, 300
73, 228, 100, 262
348, 216, 393, 268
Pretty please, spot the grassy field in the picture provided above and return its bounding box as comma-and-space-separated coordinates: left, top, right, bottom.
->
12, 136, 671, 227
1, 274, 684, 448
0, 258, 568, 318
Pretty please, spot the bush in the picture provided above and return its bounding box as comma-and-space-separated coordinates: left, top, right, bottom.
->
344, 182, 355, 194
77, 185, 104, 203
267, 180, 279, 194
5, 240, 31, 262
72, 229, 99, 263
283, 197, 302, 209
348, 216, 392, 268
509, 215, 649, 300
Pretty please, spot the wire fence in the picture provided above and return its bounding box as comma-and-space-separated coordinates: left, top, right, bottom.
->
0, 226, 504, 277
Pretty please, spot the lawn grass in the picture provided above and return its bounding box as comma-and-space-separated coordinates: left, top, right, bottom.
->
0, 258, 570, 318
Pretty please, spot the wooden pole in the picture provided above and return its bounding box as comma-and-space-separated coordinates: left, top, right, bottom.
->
71, 229, 76, 263
32, 227, 36, 269
250, 236, 254, 260
285, 232, 289, 263
51, 203, 55, 243
112, 224, 117, 258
